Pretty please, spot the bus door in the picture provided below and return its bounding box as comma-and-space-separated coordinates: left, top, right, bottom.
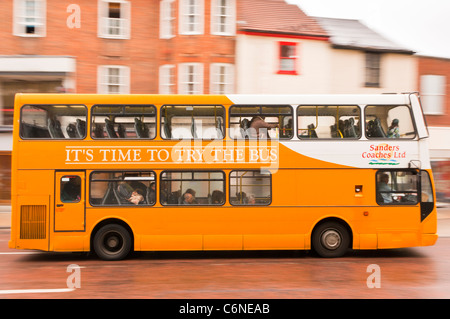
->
54, 171, 85, 231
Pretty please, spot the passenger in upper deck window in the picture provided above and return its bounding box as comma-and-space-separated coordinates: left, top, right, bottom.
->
387, 119, 400, 138
249, 116, 278, 138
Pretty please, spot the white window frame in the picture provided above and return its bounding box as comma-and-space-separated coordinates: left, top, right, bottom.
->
160, 0, 176, 39
210, 63, 234, 94
13, 0, 46, 37
98, 0, 131, 39
211, 0, 235, 36
179, 0, 204, 35
178, 63, 203, 94
159, 64, 176, 94
97, 65, 130, 94
421, 74, 446, 115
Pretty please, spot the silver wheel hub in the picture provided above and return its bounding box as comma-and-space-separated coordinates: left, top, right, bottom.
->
321, 230, 341, 250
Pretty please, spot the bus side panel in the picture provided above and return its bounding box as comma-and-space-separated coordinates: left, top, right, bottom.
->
11, 170, 54, 251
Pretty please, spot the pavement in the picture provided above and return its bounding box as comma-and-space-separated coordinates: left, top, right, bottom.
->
1, 204, 450, 236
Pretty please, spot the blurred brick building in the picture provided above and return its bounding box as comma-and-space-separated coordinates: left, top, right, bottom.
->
418, 56, 450, 203
0, 0, 237, 203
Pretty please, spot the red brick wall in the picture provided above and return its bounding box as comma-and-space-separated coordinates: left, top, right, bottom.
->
0, 0, 235, 94
418, 56, 450, 127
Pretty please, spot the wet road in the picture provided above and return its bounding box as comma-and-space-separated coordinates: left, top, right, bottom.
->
1, 229, 450, 300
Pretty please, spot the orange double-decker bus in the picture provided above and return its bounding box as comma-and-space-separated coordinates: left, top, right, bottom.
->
9, 93, 437, 260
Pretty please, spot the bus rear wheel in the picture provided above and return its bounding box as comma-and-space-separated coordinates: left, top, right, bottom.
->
93, 224, 132, 261
312, 221, 350, 258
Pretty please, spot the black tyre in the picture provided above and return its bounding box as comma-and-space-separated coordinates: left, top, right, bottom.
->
312, 221, 350, 258
93, 224, 132, 261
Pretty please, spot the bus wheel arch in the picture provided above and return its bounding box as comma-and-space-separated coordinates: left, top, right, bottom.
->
91, 218, 134, 261
311, 217, 353, 258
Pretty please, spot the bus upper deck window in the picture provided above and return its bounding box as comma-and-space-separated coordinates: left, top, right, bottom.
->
161, 105, 225, 140
297, 105, 360, 139
229, 105, 293, 139
365, 105, 416, 139
20, 104, 87, 139
91, 105, 156, 139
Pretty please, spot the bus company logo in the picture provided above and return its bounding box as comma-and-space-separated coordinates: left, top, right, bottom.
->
361, 143, 405, 166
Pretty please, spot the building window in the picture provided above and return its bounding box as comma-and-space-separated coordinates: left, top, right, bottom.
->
211, 0, 235, 35
365, 52, 381, 87
160, 0, 175, 39
178, 63, 203, 94
13, 0, 46, 37
179, 0, 204, 35
420, 75, 446, 115
278, 42, 298, 75
210, 63, 234, 94
159, 65, 176, 94
98, 66, 130, 94
98, 0, 131, 39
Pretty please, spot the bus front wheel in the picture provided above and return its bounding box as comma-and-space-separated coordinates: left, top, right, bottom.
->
93, 224, 132, 261
312, 221, 350, 258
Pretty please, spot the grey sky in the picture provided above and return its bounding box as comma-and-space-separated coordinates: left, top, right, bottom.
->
286, 0, 450, 58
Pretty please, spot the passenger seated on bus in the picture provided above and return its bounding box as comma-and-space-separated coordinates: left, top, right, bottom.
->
377, 173, 393, 203
61, 179, 81, 202
247, 194, 256, 205
235, 192, 248, 204
387, 119, 400, 138
128, 189, 145, 205
280, 119, 292, 138
117, 182, 145, 205
307, 124, 318, 138
147, 182, 156, 204
182, 189, 197, 205
211, 190, 224, 204
249, 116, 278, 138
